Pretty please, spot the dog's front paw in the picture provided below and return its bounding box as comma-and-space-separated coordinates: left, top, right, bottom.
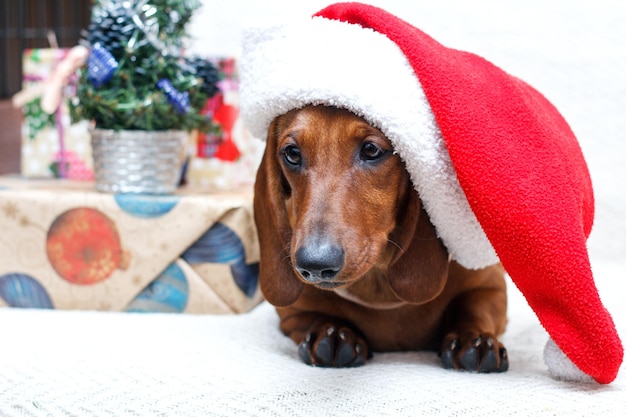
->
298, 323, 370, 367
439, 332, 508, 373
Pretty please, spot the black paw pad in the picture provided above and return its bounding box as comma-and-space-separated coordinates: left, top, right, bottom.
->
441, 339, 458, 369
459, 337, 481, 370
298, 324, 368, 368
440, 334, 509, 374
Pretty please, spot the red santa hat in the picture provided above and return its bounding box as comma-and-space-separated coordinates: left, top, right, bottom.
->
239, 2, 623, 384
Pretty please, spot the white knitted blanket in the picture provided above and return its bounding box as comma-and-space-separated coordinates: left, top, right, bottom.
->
0, 267, 624, 416
2, 0, 626, 415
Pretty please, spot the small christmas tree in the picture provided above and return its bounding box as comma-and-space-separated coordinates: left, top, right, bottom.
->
70, 0, 219, 132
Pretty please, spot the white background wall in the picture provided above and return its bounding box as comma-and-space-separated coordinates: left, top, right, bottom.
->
187, 0, 626, 264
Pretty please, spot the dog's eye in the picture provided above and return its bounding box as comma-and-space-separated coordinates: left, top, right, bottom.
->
282, 145, 302, 167
360, 142, 387, 161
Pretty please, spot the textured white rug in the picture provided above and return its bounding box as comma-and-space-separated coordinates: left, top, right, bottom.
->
0, 268, 624, 416
1, 0, 625, 415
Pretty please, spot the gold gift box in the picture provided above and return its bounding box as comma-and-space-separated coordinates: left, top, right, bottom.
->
0, 177, 262, 314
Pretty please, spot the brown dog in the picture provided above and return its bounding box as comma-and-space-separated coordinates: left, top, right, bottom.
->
254, 105, 508, 372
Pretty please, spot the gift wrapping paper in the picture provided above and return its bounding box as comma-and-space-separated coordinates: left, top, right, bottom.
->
20, 48, 94, 180
0, 177, 262, 314
185, 57, 264, 190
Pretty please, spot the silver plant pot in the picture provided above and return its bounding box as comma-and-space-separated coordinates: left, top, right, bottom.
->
91, 129, 188, 194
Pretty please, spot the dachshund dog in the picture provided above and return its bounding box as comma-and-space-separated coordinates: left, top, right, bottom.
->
254, 105, 508, 372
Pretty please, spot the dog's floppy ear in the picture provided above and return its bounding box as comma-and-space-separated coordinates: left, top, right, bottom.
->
253, 119, 304, 307
388, 188, 449, 304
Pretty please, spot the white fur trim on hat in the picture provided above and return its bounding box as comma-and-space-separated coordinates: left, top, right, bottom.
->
543, 338, 595, 383
240, 17, 499, 269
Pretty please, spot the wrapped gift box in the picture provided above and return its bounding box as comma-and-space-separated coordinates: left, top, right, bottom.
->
17, 52, 264, 187
0, 177, 262, 314
19, 48, 94, 180
185, 57, 264, 190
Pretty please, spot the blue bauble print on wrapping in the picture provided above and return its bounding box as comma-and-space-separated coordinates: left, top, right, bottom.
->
182, 222, 245, 264
125, 262, 189, 313
182, 222, 259, 298
0, 273, 54, 309
114, 194, 180, 218
230, 262, 259, 299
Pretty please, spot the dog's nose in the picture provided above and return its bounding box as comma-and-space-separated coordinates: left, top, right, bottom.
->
295, 240, 345, 283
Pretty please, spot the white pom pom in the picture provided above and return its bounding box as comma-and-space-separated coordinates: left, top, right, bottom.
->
543, 338, 595, 383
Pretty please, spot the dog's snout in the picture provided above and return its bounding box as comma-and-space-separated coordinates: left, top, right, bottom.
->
295, 240, 345, 283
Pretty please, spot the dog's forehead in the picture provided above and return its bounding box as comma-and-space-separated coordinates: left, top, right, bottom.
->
279, 106, 384, 143
281, 109, 315, 134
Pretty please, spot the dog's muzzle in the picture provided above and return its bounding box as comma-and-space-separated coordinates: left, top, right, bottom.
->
294, 237, 345, 288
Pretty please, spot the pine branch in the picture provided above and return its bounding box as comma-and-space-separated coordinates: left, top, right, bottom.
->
70, 0, 218, 132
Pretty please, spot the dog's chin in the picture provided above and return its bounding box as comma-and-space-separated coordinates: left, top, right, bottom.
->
311, 281, 346, 290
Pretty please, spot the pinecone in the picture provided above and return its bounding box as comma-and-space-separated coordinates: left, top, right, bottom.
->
185, 57, 220, 97
85, 3, 136, 59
